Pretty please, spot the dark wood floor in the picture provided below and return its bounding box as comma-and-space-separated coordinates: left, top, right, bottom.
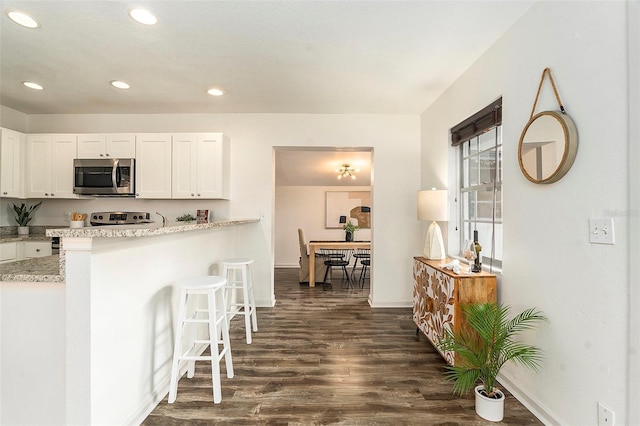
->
143, 268, 542, 425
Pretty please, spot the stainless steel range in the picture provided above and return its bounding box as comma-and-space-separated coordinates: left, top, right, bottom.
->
90, 211, 153, 226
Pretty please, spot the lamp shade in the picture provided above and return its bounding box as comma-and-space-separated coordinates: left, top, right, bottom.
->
417, 189, 448, 222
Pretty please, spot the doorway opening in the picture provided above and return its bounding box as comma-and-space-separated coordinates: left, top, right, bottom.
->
273, 146, 374, 298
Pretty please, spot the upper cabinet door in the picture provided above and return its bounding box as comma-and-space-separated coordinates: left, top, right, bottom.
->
0, 128, 25, 198
171, 133, 230, 199
171, 134, 198, 199
77, 133, 135, 159
106, 134, 136, 158
135, 133, 172, 199
26, 134, 78, 198
26, 134, 53, 198
76, 134, 106, 159
51, 135, 78, 198
197, 133, 229, 199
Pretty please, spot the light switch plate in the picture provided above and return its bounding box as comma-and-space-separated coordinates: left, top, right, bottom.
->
589, 218, 615, 245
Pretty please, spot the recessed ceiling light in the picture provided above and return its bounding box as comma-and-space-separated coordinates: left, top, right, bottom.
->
110, 80, 130, 89
8, 11, 38, 28
22, 81, 44, 90
129, 8, 157, 25
207, 88, 224, 96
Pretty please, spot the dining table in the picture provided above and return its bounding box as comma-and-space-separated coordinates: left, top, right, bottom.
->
308, 240, 371, 287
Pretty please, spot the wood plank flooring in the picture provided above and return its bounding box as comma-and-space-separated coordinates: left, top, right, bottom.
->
143, 268, 542, 425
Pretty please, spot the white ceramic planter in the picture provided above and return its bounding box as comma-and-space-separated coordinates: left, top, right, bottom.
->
17, 226, 29, 235
475, 385, 504, 422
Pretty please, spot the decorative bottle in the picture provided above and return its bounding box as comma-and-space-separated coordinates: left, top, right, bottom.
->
472, 230, 482, 272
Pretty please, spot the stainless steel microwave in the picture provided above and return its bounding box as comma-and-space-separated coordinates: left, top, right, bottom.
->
73, 158, 135, 196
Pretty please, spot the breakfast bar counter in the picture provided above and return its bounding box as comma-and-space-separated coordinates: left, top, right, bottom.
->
1, 217, 267, 425
46, 218, 258, 239
0, 220, 258, 283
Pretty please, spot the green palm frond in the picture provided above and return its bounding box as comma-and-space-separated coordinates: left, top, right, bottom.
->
437, 302, 547, 396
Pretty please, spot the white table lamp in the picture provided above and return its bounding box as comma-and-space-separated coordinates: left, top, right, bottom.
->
417, 188, 448, 260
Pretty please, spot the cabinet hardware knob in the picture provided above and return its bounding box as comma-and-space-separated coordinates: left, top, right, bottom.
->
36, 249, 40, 252
100, 153, 104, 157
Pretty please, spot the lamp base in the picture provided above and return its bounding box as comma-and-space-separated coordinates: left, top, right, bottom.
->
424, 221, 446, 260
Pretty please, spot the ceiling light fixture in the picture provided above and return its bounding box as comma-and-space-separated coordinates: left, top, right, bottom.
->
129, 8, 157, 25
207, 88, 224, 96
110, 80, 130, 89
22, 81, 44, 90
8, 11, 38, 28
336, 164, 358, 180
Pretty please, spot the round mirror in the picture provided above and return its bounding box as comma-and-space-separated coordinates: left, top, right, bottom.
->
518, 111, 578, 184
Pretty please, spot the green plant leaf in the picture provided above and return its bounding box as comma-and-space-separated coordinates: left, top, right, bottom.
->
436, 302, 547, 396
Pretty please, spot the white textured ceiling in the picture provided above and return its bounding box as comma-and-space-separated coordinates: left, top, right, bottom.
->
275, 148, 372, 187
0, 1, 533, 115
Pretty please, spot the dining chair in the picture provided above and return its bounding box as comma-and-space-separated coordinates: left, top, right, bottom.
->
319, 248, 353, 290
351, 248, 370, 282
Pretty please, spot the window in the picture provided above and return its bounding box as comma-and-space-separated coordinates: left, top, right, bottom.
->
451, 98, 502, 270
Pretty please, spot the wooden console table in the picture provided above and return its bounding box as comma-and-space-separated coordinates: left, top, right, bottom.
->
412, 257, 497, 365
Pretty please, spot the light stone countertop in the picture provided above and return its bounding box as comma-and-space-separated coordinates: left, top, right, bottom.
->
0, 234, 53, 244
1, 219, 258, 283
0, 254, 64, 283
46, 218, 259, 238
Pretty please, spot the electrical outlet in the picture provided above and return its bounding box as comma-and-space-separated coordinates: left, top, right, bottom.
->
598, 402, 615, 426
589, 218, 615, 245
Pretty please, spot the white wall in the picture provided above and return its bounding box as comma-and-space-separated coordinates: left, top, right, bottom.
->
275, 185, 372, 267
18, 114, 420, 307
0, 106, 28, 133
421, 2, 634, 425
0, 282, 66, 425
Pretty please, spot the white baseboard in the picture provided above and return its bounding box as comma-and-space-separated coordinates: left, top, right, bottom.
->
497, 372, 560, 425
368, 300, 412, 308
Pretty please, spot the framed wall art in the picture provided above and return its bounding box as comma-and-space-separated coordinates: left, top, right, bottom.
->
325, 191, 371, 229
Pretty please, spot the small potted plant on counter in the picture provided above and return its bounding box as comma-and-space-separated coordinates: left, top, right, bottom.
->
342, 220, 359, 242
176, 213, 196, 222
437, 302, 547, 422
13, 201, 42, 235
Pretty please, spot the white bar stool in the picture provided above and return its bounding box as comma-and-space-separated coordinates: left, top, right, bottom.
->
168, 275, 234, 404
222, 258, 258, 344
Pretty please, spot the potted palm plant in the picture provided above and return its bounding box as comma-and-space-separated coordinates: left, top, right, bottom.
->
13, 201, 42, 235
342, 220, 359, 242
437, 302, 547, 422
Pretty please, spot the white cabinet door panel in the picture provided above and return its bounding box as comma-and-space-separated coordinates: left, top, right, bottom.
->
1, 128, 25, 198
135, 134, 172, 198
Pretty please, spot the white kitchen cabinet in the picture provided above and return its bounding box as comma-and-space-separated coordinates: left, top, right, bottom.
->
0, 242, 18, 264
21, 241, 52, 259
26, 134, 78, 199
77, 133, 136, 159
135, 133, 172, 198
1, 241, 52, 264
172, 133, 230, 199
0, 128, 25, 198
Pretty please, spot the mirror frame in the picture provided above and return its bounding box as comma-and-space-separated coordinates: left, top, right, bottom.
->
518, 110, 578, 184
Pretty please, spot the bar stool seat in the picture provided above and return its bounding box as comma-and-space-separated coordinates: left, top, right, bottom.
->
222, 258, 258, 344
168, 275, 233, 404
